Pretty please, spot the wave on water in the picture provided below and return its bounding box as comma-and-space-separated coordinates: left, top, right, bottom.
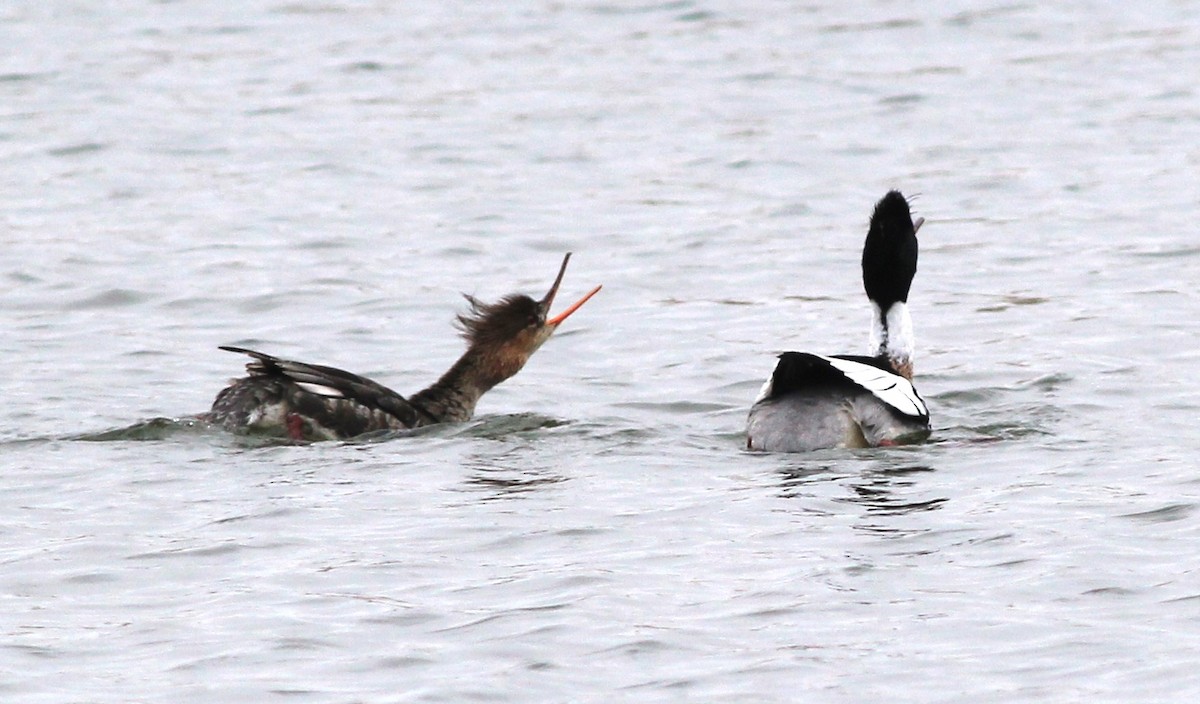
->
448, 412, 570, 439
68, 412, 574, 447
928, 372, 1071, 445
72, 417, 244, 443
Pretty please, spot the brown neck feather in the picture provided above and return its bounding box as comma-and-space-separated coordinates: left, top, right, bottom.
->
408, 344, 527, 424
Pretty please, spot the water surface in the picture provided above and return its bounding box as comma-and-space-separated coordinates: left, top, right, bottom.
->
3, 1, 1200, 701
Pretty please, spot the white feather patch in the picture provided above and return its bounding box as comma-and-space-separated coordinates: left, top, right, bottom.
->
869, 300, 887, 357
885, 302, 914, 366
295, 382, 345, 398
752, 376, 774, 406
868, 300, 915, 366
824, 355, 928, 418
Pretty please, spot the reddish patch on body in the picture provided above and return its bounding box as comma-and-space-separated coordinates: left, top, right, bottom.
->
877, 438, 897, 447
286, 413, 306, 441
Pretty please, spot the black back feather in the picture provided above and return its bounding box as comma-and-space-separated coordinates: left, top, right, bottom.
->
767, 352, 894, 398
217, 345, 423, 427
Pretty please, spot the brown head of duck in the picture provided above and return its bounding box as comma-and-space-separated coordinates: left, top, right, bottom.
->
409, 253, 602, 422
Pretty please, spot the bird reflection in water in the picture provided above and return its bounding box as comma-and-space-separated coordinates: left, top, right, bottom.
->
776, 463, 947, 525
458, 447, 568, 501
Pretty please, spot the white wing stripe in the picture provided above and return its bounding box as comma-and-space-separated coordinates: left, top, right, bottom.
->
295, 382, 345, 398
824, 356, 927, 418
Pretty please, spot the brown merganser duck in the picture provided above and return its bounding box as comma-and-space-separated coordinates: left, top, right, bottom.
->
746, 191, 931, 452
206, 253, 601, 441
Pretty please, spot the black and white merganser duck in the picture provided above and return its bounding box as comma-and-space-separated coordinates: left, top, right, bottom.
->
746, 191, 931, 452
205, 254, 601, 441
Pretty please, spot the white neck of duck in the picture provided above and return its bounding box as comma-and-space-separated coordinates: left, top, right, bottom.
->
869, 300, 915, 380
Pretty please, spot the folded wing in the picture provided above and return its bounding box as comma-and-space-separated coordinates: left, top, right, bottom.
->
215, 346, 428, 434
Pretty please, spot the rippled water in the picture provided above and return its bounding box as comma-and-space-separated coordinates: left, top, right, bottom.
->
4, 1, 1200, 701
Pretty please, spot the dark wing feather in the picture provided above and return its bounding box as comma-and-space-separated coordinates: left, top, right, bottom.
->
765, 352, 860, 397
219, 346, 424, 427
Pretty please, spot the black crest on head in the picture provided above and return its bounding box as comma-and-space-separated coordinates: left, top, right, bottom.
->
456, 294, 541, 347
862, 190, 919, 308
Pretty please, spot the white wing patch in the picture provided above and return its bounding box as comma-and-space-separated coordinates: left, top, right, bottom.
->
751, 375, 774, 405
295, 382, 345, 398
824, 355, 928, 418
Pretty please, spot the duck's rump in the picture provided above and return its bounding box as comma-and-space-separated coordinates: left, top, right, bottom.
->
205, 346, 423, 440
747, 387, 929, 452
746, 351, 930, 452
207, 376, 415, 440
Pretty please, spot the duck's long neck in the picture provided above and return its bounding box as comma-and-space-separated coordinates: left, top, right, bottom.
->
408, 347, 521, 424
869, 300, 915, 380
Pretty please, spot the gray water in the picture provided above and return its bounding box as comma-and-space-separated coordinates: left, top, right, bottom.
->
3, 1, 1200, 701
